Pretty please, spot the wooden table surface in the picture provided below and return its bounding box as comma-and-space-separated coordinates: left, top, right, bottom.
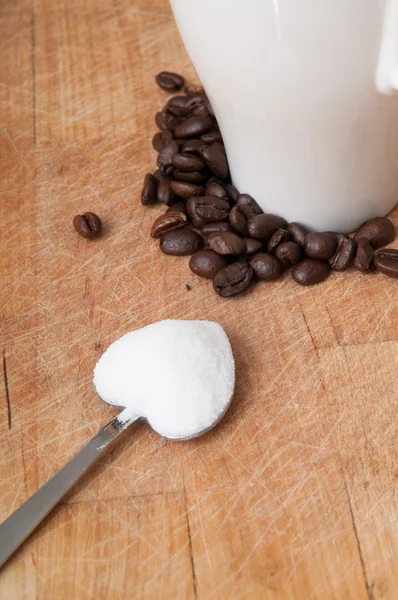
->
1, 1, 398, 598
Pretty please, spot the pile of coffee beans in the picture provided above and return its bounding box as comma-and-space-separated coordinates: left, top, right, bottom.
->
139, 71, 398, 296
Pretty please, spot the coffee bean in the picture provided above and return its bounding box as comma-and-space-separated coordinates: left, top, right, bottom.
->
208, 232, 246, 255
151, 211, 187, 239
160, 229, 203, 256
182, 139, 205, 154
329, 235, 356, 271
73, 212, 102, 239
141, 173, 159, 206
192, 105, 210, 118
267, 229, 290, 253
305, 232, 337, 260
374, 248, 398, 278
184, 84, 205, 97
157, 141, 179, 176
213, 262, 254, 297
156, 71, 184, 92
224, 184, 240, 204
189, 250, 227, 279
170, 180, 204, 198
174, 116, 212, 138
292, 259, 331, 286
152, 133, 165, 152
167, 201, 186, 214
229, 204, 249, 235
153, 169, 161, 181
173, 170, 208, 184
243, 238, 262, 255
353, 238, 374, 271
165, 95, 192, 117
187, 196, 230, 228
157, 176, 175, 206
198, 142, 229, 179
201, 130, 223, 144
248, 214, 287, 241
287, 222, 308, 247
155, 111, 179, 131
202, 222, 233, 235
275, 241, 302, 266
249, 253, 283, 281
206, 181, 226, 198
237, 194, 262, 218
355, 217, 395, 249
172, 153, 205, 172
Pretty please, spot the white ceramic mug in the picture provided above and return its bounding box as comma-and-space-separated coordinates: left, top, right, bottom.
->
170, 0, 398, 232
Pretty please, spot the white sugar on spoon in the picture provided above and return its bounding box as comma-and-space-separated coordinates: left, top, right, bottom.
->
0, 320, 235, 567
94, 319, 235, 439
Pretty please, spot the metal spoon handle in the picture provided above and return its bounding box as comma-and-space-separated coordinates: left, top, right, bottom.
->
0, 410, 139, 569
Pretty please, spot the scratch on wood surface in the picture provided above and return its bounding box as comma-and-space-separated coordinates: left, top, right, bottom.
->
344, 481, 374, 600
185, 487, 198, 600
2, 351, 11, 430
298, 300, 319, 358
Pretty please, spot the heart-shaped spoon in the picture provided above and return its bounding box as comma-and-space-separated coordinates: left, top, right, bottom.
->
0, 320, 235, 568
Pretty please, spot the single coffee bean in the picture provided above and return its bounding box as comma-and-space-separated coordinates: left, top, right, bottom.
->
202, 222, 233, 235
151, 211, 187, 239
237, 194, 263, 217
208, 232, 246, 255
187, 196, 230, 228
248, 214, 287, 241
174, 116, 212, 138
224, 184, 240, 204
229, 204, 249, 235
170, 180, 204, 198
167, 201, 186, 214
152, 133, 165, 152
201, 130, 223, 144
189, 250, 227, 279
287, 222, 308, 247
165, 95, 192, 117
155, 111, 180, 131
329, 234, 356, 271
275, 241, 302, 266
157, 176, 175, 206
374, 248, 398, 278
73, 212, 102, 239
141, 173, 159, 206
305, 232, 338, 260
182, 139, 205, 154
160, 228, 203, 256
198, 142, 229, 179
184, 84, 205, 97
267, 229, 291, 253
243, 238, 262, 255
192, 105, 210, 118
292, 259, 331, 286
213, 262, 254, 297
173, 170, 208, 184
156, 71, 184, 92
157, 141, 179, 176
172, 153, 205, 172
249, 253, 283, 281
353, 238, 374, 271
206, 181, 227, 199
354, 217, 395, 249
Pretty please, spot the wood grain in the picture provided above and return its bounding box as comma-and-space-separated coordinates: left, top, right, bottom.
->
0, 0, 397, 598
